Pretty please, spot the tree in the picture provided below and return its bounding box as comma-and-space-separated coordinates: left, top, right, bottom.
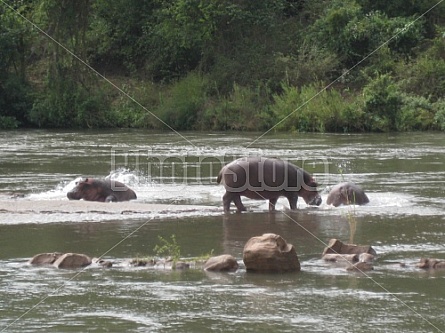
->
310, 0, 425, 68
0, 1, 34, 127
363, 74, 402, 131
89, 0, 156, 74
30, 0, 110, 127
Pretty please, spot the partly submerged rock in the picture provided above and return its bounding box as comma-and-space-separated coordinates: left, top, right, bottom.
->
243, 233, 300, 273
204, 254, 239, 272
358, 253, 376, 263
92, 257, 113, 268
174, 261, 190, 270
416, 258, 445, 269
53, 253, 92, 269
29, 252, 63, 266
322, 239, 377, 257
322, 253, 358, 263
346, 262, 374, 272
129, 258, 155, 267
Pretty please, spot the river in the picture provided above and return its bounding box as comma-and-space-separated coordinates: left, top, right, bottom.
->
0, 130, 444, 332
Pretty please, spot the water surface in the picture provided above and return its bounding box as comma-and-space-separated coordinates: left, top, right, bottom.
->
0, 130, 444, 332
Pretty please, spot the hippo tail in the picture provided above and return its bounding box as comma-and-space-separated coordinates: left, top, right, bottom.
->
217, 167, 226, 185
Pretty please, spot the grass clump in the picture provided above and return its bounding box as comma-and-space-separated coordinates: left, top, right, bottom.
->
153, 235, 181, 264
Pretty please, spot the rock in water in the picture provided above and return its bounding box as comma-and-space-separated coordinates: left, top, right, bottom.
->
322, 239, 377, 256
243, 233, 300, 273
29, 252, 63, 265
204, 254, 239, 272
53, 253, 92, 269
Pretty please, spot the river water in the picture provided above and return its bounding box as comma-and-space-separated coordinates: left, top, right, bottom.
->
0, 130, 444, 332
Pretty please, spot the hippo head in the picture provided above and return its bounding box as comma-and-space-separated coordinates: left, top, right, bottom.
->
326, 182, 369, 207
300, 176, 322, 206
307, 193, 322, 206
67, 178, 93, 200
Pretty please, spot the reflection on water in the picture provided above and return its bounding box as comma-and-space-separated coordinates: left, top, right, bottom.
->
0, 130, 445, 332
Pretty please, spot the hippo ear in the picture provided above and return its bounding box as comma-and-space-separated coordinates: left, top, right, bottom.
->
308, 176, 318, 188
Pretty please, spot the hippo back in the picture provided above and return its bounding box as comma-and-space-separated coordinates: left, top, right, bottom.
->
326, 182, 369, 206
217, 157, 317, 193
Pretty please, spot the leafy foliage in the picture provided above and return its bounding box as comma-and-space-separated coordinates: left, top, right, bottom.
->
362, 74, 403, 131
398, 36, 445, 102
156, 72, 209, 130
153, 235, 181, 263
30, 74, 111, 128
397, 94, 436, 131
310, 0, 425, 68
272, 83, 362, 132
0, 0, 445, 131
0, 2, 34, 126
434, 100, 445, 131
200, 82, 273, 131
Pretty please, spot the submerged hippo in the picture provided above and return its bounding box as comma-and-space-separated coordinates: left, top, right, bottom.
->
67, 178, 137, 202
326, 182, 369, 207
217, 157, 322, 212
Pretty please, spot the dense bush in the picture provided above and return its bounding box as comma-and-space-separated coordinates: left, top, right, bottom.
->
433, 99, 445, 131
271, 83, 362, 132
155, 72, 209, 130
0, 76, 33, 128
362, 74, 402, 131
309, 0, 425, 70
397, 95, 437, 131
398, 37, 445, 102
29, 70, 112, 128
110, 80, 162, 128
1, 0, 445, 132
200, 82, 273, 131
0, 4, 34, 127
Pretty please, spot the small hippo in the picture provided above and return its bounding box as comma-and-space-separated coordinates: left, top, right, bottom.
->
67, 178, 137, 202
217, 157, 322, 212
326, 182, 369, 207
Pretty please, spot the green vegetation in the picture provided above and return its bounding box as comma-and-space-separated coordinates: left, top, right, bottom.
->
1, 0, 445, 132
152, 234, 214, 264
153, 235, 181, 263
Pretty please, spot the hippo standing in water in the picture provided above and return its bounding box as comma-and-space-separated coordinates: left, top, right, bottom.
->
217, 157, 322, 212
326, 182, 369, 207
67, 178, 137, 202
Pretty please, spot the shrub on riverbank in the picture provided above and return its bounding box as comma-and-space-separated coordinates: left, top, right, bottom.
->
79, 73, 445, 133
271, 83, 364, 133
1, 0, 445, 132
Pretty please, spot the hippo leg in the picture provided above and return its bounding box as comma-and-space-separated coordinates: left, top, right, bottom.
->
286, 193, 298, 210
222, 192, 232, 212
223, 192, 247, 212
105, 195, 117, 202
269, 198, 278, 211
233, 195, 247, 212
223, 192, 247, 213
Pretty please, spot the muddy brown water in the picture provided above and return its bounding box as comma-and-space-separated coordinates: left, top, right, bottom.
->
0, 130, 444, 332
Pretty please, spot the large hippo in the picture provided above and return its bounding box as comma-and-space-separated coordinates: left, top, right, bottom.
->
326, 182, 369, 207
67, 178, 137, 202
217, 157, 322, 212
